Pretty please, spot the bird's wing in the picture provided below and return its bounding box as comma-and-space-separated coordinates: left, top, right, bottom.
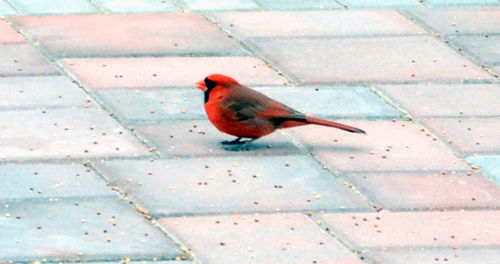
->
223, 86, 305, 122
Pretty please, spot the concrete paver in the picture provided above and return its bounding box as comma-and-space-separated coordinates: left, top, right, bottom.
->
0, 197, 183, 262
94, 86, 400, 124
0, 43, 59, 76
248, 36, 491, 83
9, 0, 98, 15
466, 156, 500, 184
448, 35, 500, 66
60, 56, 284, 89
345, 171, 500, 210
10, 13, 245, 57
338, 0, 424, 9
94, 156, 371, 216
289, 120, 469, 172
405, 7, 500, 35
212, 10, 426, 38
254, 0, 341, 10
1, 163, 114, 199
0, 107, 149, 161
378, 83, 500, 117
425, 0, 500, 7
422, 117, 500, 155
0, 76, 92, 110
0, 20, 24, 43
182, 0, 261, 11
160, 213, 363, 264
320, 210, 500, 247
0, 1, 18, 15
134, 120, 301, 157
93, 0, 179, 13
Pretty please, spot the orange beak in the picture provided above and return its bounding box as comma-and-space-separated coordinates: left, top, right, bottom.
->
196, 80, 207, 91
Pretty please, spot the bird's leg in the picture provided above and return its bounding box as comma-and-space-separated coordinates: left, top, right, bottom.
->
220, 137, 244, 145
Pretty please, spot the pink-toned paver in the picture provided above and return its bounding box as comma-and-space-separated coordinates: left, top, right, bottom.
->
378, 83, 500, 117
9, 13, 244, 57
0, 20, 25, 44
0, 43, 58, 76
422, 117, 500, 155
60, 56, 286, 89
249, 36, 491, 83
346, 171, 500, 210
320, 210, 500, 248
160, 213, 363, 264
211, 9, 425, 38
288, 120, 469, 172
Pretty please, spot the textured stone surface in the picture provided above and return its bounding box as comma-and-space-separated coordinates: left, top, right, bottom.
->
94, 86, 399, 124
1, 163, 113, 200
378, 83, 500, 117
248, 36, 491, 83
94, 156, 371, 216
0, 107, 149, 161
0, 197, 183, 262
320, 210, 500, 248
364, 247, 500, 264
406, 7, 500, 34
422, 117, 500, 155
160, 213, 363, 264
10, 13, 244, 57
0, 43, 58, 76
10, 0, 97, 15
425, 0, 500, 7
0, 1, 18, 15
134, 120, 301, 157
0, 20, 25, 43
466, 156, 500, 184
254, 0, 341, 10
183, 0, 260, 11
346, 171, 500, 210
60, 57, 284, 89
212, 10, 425, 38
289, 120, 469, 172
93, 0, 179, 13
338, 0, 424, 8
0, 76, 92, 110
448, 35, 500, 66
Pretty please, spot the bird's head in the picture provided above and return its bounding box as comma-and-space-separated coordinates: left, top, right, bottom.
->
195, 74, 240, 92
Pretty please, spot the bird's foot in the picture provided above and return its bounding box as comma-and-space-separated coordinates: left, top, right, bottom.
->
220, 138, 258, 151
219, 137, 245, 145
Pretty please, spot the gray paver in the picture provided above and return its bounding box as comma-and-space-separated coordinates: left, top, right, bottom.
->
1, 163, 113, 200
160, 213, 363, 264
0, 107, 149, 161
93, 0, 179, 13
449, 35, 500, 66
94, 86, 400, 124
94, 156, 371, 216
466, 155, 500, 184
248, 36, 491, 83
183, 0, 261, 11
0, 76, 92, 110
405, 7, 500, 34
255, 0, 341, 10
0, 197, 183, 262
0, 43, 58, 76
338, 0, 424, 8
134, 120, 302, 157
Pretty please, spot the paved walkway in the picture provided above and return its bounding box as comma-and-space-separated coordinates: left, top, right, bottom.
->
1, 0, 500, 263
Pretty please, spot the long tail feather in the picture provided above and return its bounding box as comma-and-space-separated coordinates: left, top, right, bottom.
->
305, 116, 366, 134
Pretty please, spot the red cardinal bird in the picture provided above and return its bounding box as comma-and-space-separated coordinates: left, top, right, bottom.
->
196, 74, 365, 149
